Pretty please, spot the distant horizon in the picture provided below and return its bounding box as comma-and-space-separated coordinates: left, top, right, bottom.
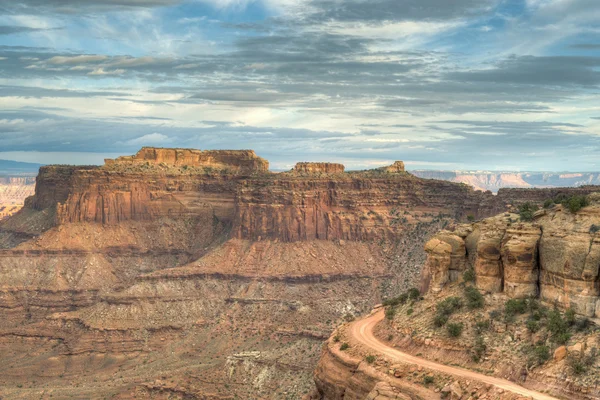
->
2, 151, 600, 174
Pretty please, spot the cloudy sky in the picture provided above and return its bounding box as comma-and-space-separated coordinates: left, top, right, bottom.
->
0, 0, 599, 170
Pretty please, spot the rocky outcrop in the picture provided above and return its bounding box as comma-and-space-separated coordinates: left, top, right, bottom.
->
105, 147, 269, 174
424, 200, 600, 317
293, 162, 345, 174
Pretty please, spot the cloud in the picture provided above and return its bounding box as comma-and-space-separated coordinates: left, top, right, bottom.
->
0, 25, 56, 35
0, 0, 182, 14
125, 132, 172, 145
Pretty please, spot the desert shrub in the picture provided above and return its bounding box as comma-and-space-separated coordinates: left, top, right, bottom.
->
564, 308, 576, 326
527, 345, 550, 367
383, 293, 409, 307
565, 195, 589, 213
464, 286, 485, 309
590, 224, 600, 234
344, 313, 355, 322
423, 376, 434, 385
467, 214, 475, 222
463, 269, 476, 283
434, 313, 449, 328
518, 202, 539, 222
472, 336, 486, 362
447, 322, 464, 338
505, 298, 528, 317
408, 288, 421, 300
475, 318, 490, 334
547, 308, 570, 344
385, 307, 397, 320
433, 297, 463, 327
407, 308, 414, 315
526, 319, 540, 333
543, 199, 554, 208
333, 335, 340, 343
340, 343, 350, 351
365, 355, 376, 364
489, 309, 502, 320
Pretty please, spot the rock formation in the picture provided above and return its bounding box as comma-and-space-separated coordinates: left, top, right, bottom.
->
2, 147, 600, 398
292, 162, 345, 174
424, 200, 600, 317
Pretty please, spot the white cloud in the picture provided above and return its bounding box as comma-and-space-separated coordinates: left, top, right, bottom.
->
125, 133, 172, 145
47, 55, 108, 64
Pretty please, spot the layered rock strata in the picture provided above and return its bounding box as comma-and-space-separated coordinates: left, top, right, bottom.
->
424, 202, 600, 317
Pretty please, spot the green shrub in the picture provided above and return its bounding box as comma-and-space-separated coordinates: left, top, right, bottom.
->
518, 202, 539, 222
565, 308, 576, 326
463, 269, 476, 283
383, 293, 409, 307
526, 319, 540, 333
385, 307, 397, 320
447, 322, 464, 337
423, 375, 434, 385
472, 336, 486, 362
546, 308, 570, 343
365, 355, 376, 364
467, 214, 475, 222
407, 308, 414, 315
433, 297, 463, 327
590, 224, 600, 234
475, 318, 490, 334
408, 288, 421, 300
340, 343, 350, 351
528, 345, 550, 367
565, 195, 589, 213
505, 298, 528, 317
543, 199, 554, 208
333, 335, 340, 343
464, 286, 485, 309
489, 309, 501, 320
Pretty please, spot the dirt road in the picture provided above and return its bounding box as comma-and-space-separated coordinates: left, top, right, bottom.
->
350, 309, 560, 400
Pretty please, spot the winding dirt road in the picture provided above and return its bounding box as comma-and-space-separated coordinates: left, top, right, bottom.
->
351, 309, 560, 400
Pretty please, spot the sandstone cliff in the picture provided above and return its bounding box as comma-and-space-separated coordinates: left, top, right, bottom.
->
2, 147, 599, 399
424, 199, 600, 317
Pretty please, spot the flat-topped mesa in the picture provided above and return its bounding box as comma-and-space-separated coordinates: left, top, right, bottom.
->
105, 147, 269, 174
292, 162, 345, 175
378, 161, 405, 173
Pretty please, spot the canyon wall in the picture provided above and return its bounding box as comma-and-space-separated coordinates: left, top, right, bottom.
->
412, 170, 600, 193
424, 200, 600, 317
2, 147, 599, 398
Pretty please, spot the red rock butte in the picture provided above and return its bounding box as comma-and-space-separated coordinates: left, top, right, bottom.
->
105, 147, 269, 174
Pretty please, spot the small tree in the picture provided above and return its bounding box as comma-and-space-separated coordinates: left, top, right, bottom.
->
518, 202, 539, 222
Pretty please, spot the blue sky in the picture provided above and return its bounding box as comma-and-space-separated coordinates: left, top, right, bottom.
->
0, 0, 599, 171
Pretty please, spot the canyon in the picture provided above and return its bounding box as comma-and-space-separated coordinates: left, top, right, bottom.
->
1, 147, 599, 399
313, 198, 600, 400
411, 171, 600, 193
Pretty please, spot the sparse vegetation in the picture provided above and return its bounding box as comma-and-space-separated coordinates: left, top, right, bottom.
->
505, 298, 528, 318
472, 336, 487, 362
447, 322, 464, 338
433, 297, 463, 327
464, 286, 484, 309
365, 355, 376, 364
385, 307, 396, 320
591, 224, 600, 234
340, 343, 350, 351
518, 202, 538, 222
423, 375, 434, 385
526, 344, 550, 367
544, 194, 589, 213
463, 268, 476, 283
408, 288, 421, 300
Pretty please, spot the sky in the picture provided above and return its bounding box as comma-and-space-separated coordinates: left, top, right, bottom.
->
0, 0, 599, 171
